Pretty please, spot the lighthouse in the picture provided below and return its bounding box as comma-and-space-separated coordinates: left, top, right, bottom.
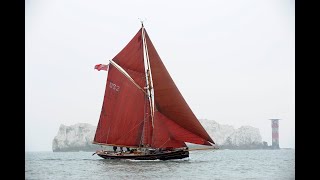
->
270, 119, 280, 149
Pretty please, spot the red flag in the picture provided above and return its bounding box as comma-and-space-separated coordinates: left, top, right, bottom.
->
94, 64, 109, 71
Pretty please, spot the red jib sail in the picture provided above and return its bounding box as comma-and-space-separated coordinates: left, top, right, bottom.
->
94, 27, 214, 148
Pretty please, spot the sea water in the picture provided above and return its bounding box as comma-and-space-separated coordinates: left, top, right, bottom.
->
25, 149, 295, 180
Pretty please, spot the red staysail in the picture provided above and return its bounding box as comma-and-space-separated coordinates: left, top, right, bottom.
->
152, 111, 213, 148
144, 30, 215, 146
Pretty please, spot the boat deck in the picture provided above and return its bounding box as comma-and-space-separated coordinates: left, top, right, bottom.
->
95, 149, 189, 160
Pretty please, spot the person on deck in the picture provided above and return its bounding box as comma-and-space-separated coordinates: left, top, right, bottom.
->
113, 146, 117, 152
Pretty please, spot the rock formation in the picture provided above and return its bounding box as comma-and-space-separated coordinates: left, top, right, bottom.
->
52, 120, 265, 151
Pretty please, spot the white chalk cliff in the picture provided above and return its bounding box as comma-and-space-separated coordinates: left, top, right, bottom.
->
52, 120, 264, 152
52, 123, 100, 152
198, 119, 263, 148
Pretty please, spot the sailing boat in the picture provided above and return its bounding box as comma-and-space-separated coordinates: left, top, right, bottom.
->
93, 23, 215, 160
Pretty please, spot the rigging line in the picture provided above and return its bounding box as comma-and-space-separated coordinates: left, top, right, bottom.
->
140, 93, 152, 147
92, 142, 139, 148
158, 138, 171, 148
109, 60, 146, 94
96, 113, 150, 143
94, 123, 111, 142
140, 94, 147, 147
137, 75, 148, 81
126, 69, 147, 82
114, 114, 151, 142
94, 110, 111, 141
93, 117, 149, 148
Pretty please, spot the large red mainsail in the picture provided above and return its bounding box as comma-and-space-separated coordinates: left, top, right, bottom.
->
144, 29, 215, 146
94, 26, 214, 148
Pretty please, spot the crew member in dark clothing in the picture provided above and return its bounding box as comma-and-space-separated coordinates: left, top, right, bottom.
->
113, 146, 117, 152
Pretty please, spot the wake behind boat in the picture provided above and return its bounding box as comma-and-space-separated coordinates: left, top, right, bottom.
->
92, 22, 215, 160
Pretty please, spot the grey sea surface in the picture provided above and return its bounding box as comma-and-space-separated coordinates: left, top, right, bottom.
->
25, 149, 294, 180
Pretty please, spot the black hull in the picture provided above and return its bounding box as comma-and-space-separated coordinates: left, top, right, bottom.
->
96, 150, 189, 161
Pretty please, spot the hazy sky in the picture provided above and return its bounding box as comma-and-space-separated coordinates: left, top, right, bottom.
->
26, 0, 295, 151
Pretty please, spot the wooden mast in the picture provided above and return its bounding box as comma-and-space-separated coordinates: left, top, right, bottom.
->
141, 21, 155, 148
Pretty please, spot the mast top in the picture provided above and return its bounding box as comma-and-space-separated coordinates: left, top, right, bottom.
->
138, 18, 146, 27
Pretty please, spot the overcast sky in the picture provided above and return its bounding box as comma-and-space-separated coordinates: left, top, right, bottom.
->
26, 0, 295, 151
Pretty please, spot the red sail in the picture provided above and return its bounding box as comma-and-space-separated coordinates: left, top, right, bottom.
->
113, 29, 145, 87
152, 111, 206, 148
94, 27, 214, 148
93, 65, 146, 147
144, 30, 215, 146
94, 29, 147, 147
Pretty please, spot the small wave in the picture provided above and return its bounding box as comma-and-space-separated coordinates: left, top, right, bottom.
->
127, 159, 162, 162
42, 158, 63, 161
42, 158, 95, 161
126, 158, 190, 163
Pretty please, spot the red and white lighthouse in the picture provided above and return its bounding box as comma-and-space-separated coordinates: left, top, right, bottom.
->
270, 119, 280, 149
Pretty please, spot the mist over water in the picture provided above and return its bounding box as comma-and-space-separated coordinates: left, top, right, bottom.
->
26, 149, 294, 179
